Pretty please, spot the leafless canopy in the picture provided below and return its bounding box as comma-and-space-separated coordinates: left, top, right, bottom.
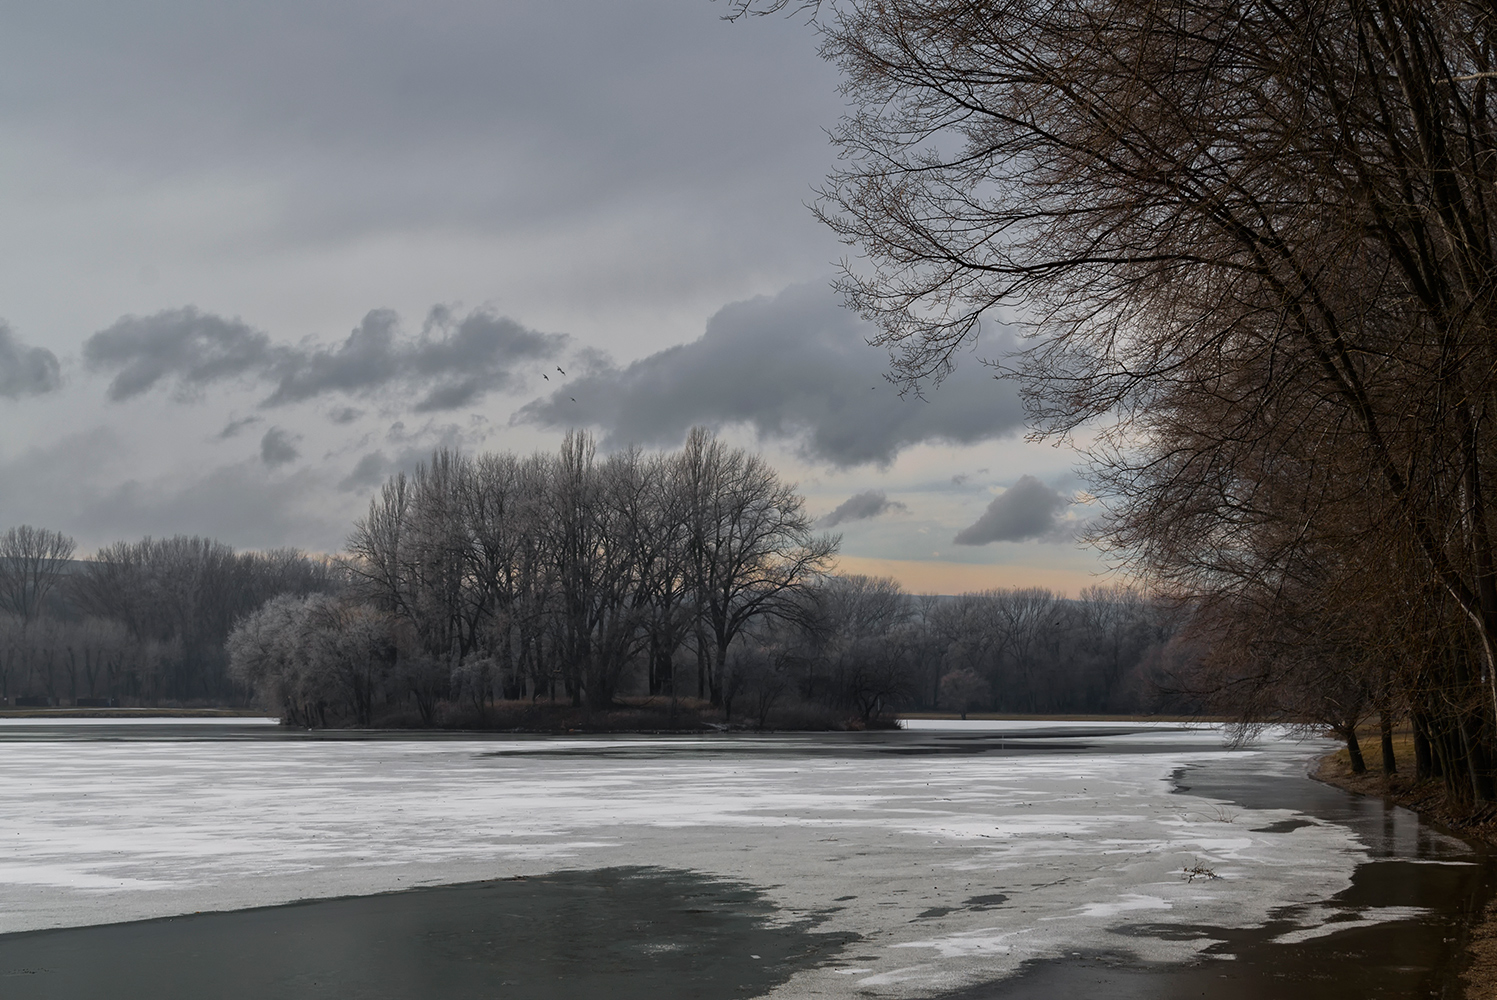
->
0, 525, 74, 626
725, 0, 1497, 793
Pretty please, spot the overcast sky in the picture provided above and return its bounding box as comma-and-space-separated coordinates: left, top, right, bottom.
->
0, 0, 1108, 594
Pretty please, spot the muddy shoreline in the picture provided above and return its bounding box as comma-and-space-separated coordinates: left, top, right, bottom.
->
1314, 746, 1497, 998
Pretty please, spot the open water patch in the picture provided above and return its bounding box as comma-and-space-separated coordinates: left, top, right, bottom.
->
0, 867, 855, 999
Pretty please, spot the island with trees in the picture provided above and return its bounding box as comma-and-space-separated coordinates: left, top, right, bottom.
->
0, 428, 1188, 731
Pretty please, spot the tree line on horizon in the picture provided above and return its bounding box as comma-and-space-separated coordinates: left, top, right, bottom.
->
0, 431, 1186, 725
0, 525, 338, 706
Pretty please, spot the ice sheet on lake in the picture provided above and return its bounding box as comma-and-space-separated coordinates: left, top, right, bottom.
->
0, 723, 1458, 997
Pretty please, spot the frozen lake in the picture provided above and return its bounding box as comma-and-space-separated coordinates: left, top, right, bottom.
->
0, 719, 1486, 997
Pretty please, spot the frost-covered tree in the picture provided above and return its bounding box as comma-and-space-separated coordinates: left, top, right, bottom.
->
227, 594, 394, 727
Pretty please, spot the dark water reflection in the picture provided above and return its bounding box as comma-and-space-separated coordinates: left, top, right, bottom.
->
0, 868, 856, 1000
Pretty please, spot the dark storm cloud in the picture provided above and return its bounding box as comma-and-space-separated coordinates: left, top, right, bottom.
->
84, 306, 568, 412
515, 284, 1025, 467
260, 427, 300, 467
953, 476, 1070, 545
0, 323, 62, 399
819, 490, 907, 528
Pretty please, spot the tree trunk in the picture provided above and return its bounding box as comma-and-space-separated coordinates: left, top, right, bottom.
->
660, 646, 675, 696
1462, 710, 1497, 803
696, 634, 707, 700
1379, 710, 1397, 775
586, 654, 614, 712
1413, 714, 1434, 780
1345, 724, 1367, 774
709, 636, 727, 708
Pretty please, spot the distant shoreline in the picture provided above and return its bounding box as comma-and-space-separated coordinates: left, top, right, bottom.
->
0, 707, 1229, 729
0, 707, 272, 720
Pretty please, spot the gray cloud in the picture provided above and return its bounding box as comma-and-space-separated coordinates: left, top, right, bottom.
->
339, 451, 391, 493
260, 427, 301, 467
0, 323, 63, 399
217, 415, 262, 439
953, 476, 1070, 545
73, 464, 346, 553
84, 306, 567, 412
328, 406, 364, 424
0, 428, 350, 553
339, 419, 485, 494
83, 308, 274, 402
515, 283, 1025, 466
0, 3, 840, 250
263, 307, 565, 410
819, 489, 908, 528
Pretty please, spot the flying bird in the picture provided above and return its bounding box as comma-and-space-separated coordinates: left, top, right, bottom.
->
557, 366, 566, 375
570, 397, 577, 402
541, 372, 549, 380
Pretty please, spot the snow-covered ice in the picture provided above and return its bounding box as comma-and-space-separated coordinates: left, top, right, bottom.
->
0, 719, 1463, 997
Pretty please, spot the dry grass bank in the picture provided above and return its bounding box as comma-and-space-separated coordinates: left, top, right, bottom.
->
1315, 734, 1497, 997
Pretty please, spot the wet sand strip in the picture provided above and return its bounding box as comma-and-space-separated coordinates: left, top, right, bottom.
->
0, 867, 855, 999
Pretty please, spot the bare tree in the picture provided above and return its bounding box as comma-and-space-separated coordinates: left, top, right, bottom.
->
0, 525, 74, 626
680, 427, 839, 706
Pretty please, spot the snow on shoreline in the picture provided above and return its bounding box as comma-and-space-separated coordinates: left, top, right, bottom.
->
0, 723, 1457, 997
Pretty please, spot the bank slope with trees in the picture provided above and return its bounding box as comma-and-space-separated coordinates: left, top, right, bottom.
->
720, 0, 1497, 804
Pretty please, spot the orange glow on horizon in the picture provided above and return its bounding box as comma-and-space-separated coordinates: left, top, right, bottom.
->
829, 555, 1119, 597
